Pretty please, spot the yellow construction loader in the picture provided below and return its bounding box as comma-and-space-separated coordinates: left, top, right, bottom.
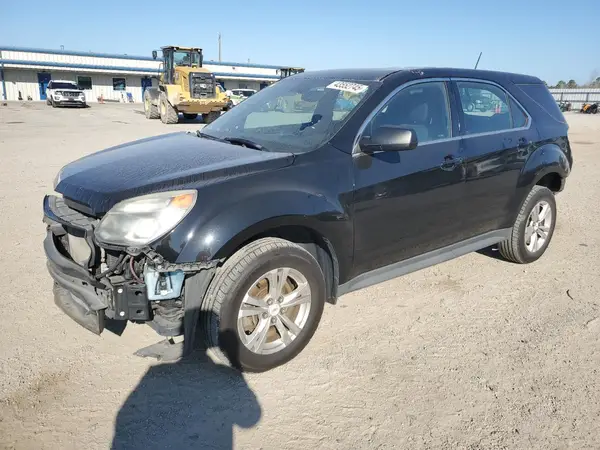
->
144, 46, 228, 124
278, 67, 305, 80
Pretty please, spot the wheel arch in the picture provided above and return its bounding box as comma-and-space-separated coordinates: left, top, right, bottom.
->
506, 142, 570, 226
215, 222, 341, 305
519, 142, 571, 190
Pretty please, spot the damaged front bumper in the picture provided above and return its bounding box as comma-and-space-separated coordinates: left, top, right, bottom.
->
42, 194, 216, 337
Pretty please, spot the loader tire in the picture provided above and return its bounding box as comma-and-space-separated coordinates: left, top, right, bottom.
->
159, 93, 179, 124
202, 111, 221, 124
144, 91, 160, 119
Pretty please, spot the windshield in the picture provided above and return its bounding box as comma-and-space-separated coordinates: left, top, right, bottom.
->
173, 51, 201, 67
202, 77, 375, 153
52, 82, 79, 90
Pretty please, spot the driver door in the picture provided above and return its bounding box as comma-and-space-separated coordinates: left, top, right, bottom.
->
351, 80, 468, 275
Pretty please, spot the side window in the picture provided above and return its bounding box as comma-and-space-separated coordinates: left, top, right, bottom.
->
47, 81, 53, 89
368, 81, 451, 144
112, 78, 126, 91
456, 81, 511, 135
77, 76, 93, 90
509, 97, 528, 128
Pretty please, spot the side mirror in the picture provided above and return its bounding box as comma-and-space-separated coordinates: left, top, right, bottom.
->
359, 126, 418, 153
152, 50, 158, 60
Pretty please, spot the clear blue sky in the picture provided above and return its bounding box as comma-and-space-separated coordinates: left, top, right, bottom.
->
1, 0, 598, 85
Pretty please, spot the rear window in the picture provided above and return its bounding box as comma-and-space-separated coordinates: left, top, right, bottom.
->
515, 83, 566, 124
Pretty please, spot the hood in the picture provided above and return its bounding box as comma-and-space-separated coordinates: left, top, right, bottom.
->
56, 132, 294, 215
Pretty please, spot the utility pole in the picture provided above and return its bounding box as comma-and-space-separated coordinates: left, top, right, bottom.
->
218, 33, 222, 62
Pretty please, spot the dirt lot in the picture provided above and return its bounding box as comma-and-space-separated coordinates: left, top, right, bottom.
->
0, 102, 599, 450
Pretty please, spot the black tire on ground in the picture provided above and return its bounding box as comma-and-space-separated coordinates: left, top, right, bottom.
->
202, 111, 221, 124
144, 91, 160, 119
51, 99, 57, 108
499, 185, 557, 264
46, 98, 51, 106
201, 237, 326, 372
183, 113, 198, 120
159, 92, 179, 124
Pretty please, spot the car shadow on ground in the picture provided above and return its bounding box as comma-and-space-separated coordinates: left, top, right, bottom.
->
111, 327, 261, 450
476, 244, 506, 261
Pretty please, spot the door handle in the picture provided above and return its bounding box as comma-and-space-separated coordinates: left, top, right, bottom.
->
440, 155, 463, 171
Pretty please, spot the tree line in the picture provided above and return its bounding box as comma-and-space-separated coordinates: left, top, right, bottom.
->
544, 77, 600, 89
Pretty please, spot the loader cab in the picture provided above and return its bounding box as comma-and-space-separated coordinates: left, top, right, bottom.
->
279, 67, 305, 80
156, 46, 204, 85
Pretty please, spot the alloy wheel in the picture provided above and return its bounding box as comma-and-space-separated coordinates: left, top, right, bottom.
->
237, 267, 312, 355
525, 200, 552, 252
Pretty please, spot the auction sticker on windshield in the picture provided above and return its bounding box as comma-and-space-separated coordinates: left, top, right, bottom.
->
326, 81, 369, 94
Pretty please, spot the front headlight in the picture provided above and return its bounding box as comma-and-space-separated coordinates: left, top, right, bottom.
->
53, 166, 64, 189
95, 190, 197, 247
54, 91, 62, 96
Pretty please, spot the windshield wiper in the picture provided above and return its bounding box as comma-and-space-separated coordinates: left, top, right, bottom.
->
224, 137, 266, 151
196, 130, 225, 141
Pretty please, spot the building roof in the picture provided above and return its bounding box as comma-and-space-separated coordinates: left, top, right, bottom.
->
0, 45, 290, 70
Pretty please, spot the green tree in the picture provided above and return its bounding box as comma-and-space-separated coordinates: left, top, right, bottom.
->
567, 79, 578, 88
556, 80, 567, 89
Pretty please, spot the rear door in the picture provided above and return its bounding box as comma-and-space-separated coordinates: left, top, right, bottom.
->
451, 79, 535, 235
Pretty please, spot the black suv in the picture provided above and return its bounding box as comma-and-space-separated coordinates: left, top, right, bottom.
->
43, 68, 572, 372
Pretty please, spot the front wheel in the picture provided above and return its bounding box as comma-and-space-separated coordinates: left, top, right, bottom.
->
159, 93, 179, 124
499, 185, 556, 264
201, 237, 326, 372
144, 91, 160, 119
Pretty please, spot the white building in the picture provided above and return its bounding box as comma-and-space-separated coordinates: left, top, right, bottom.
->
0, 46, 289, 103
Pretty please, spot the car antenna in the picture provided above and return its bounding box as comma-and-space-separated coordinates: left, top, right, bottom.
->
474, 52, 483, 70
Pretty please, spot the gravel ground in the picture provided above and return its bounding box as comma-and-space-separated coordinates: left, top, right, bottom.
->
0, 102, 599, 450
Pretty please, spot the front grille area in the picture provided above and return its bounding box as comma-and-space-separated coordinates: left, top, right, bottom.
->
189, 73, 215, 99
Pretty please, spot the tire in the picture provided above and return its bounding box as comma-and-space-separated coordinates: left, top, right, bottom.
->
202, 111, 221, 124
51, 99, 57, 108
499, 185, 556, 264
46, 98, 51, 106
183, 113, 198, 120
201, 237, 326, 372
466, 103, 474, 112
159, 92, 178, 124
144, 91, 159, 119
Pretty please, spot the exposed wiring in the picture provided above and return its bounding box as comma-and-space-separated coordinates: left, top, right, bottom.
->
95, 253, 125, 280
129, 256, 143, 284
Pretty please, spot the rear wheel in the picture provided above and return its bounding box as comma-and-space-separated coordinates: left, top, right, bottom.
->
202, 111, 221, 124
183, 113, 198, 120
159, 93, 179, 124
144, 91, 159, 119
201, 237, 326, 372
499, 185, 556, 264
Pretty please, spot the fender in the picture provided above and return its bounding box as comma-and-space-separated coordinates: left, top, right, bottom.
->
519, 141, 571, 189
507, 141, 571, 223
145, 87, 161, 105
151, 187, 354, 282
160, 84, 182, 106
